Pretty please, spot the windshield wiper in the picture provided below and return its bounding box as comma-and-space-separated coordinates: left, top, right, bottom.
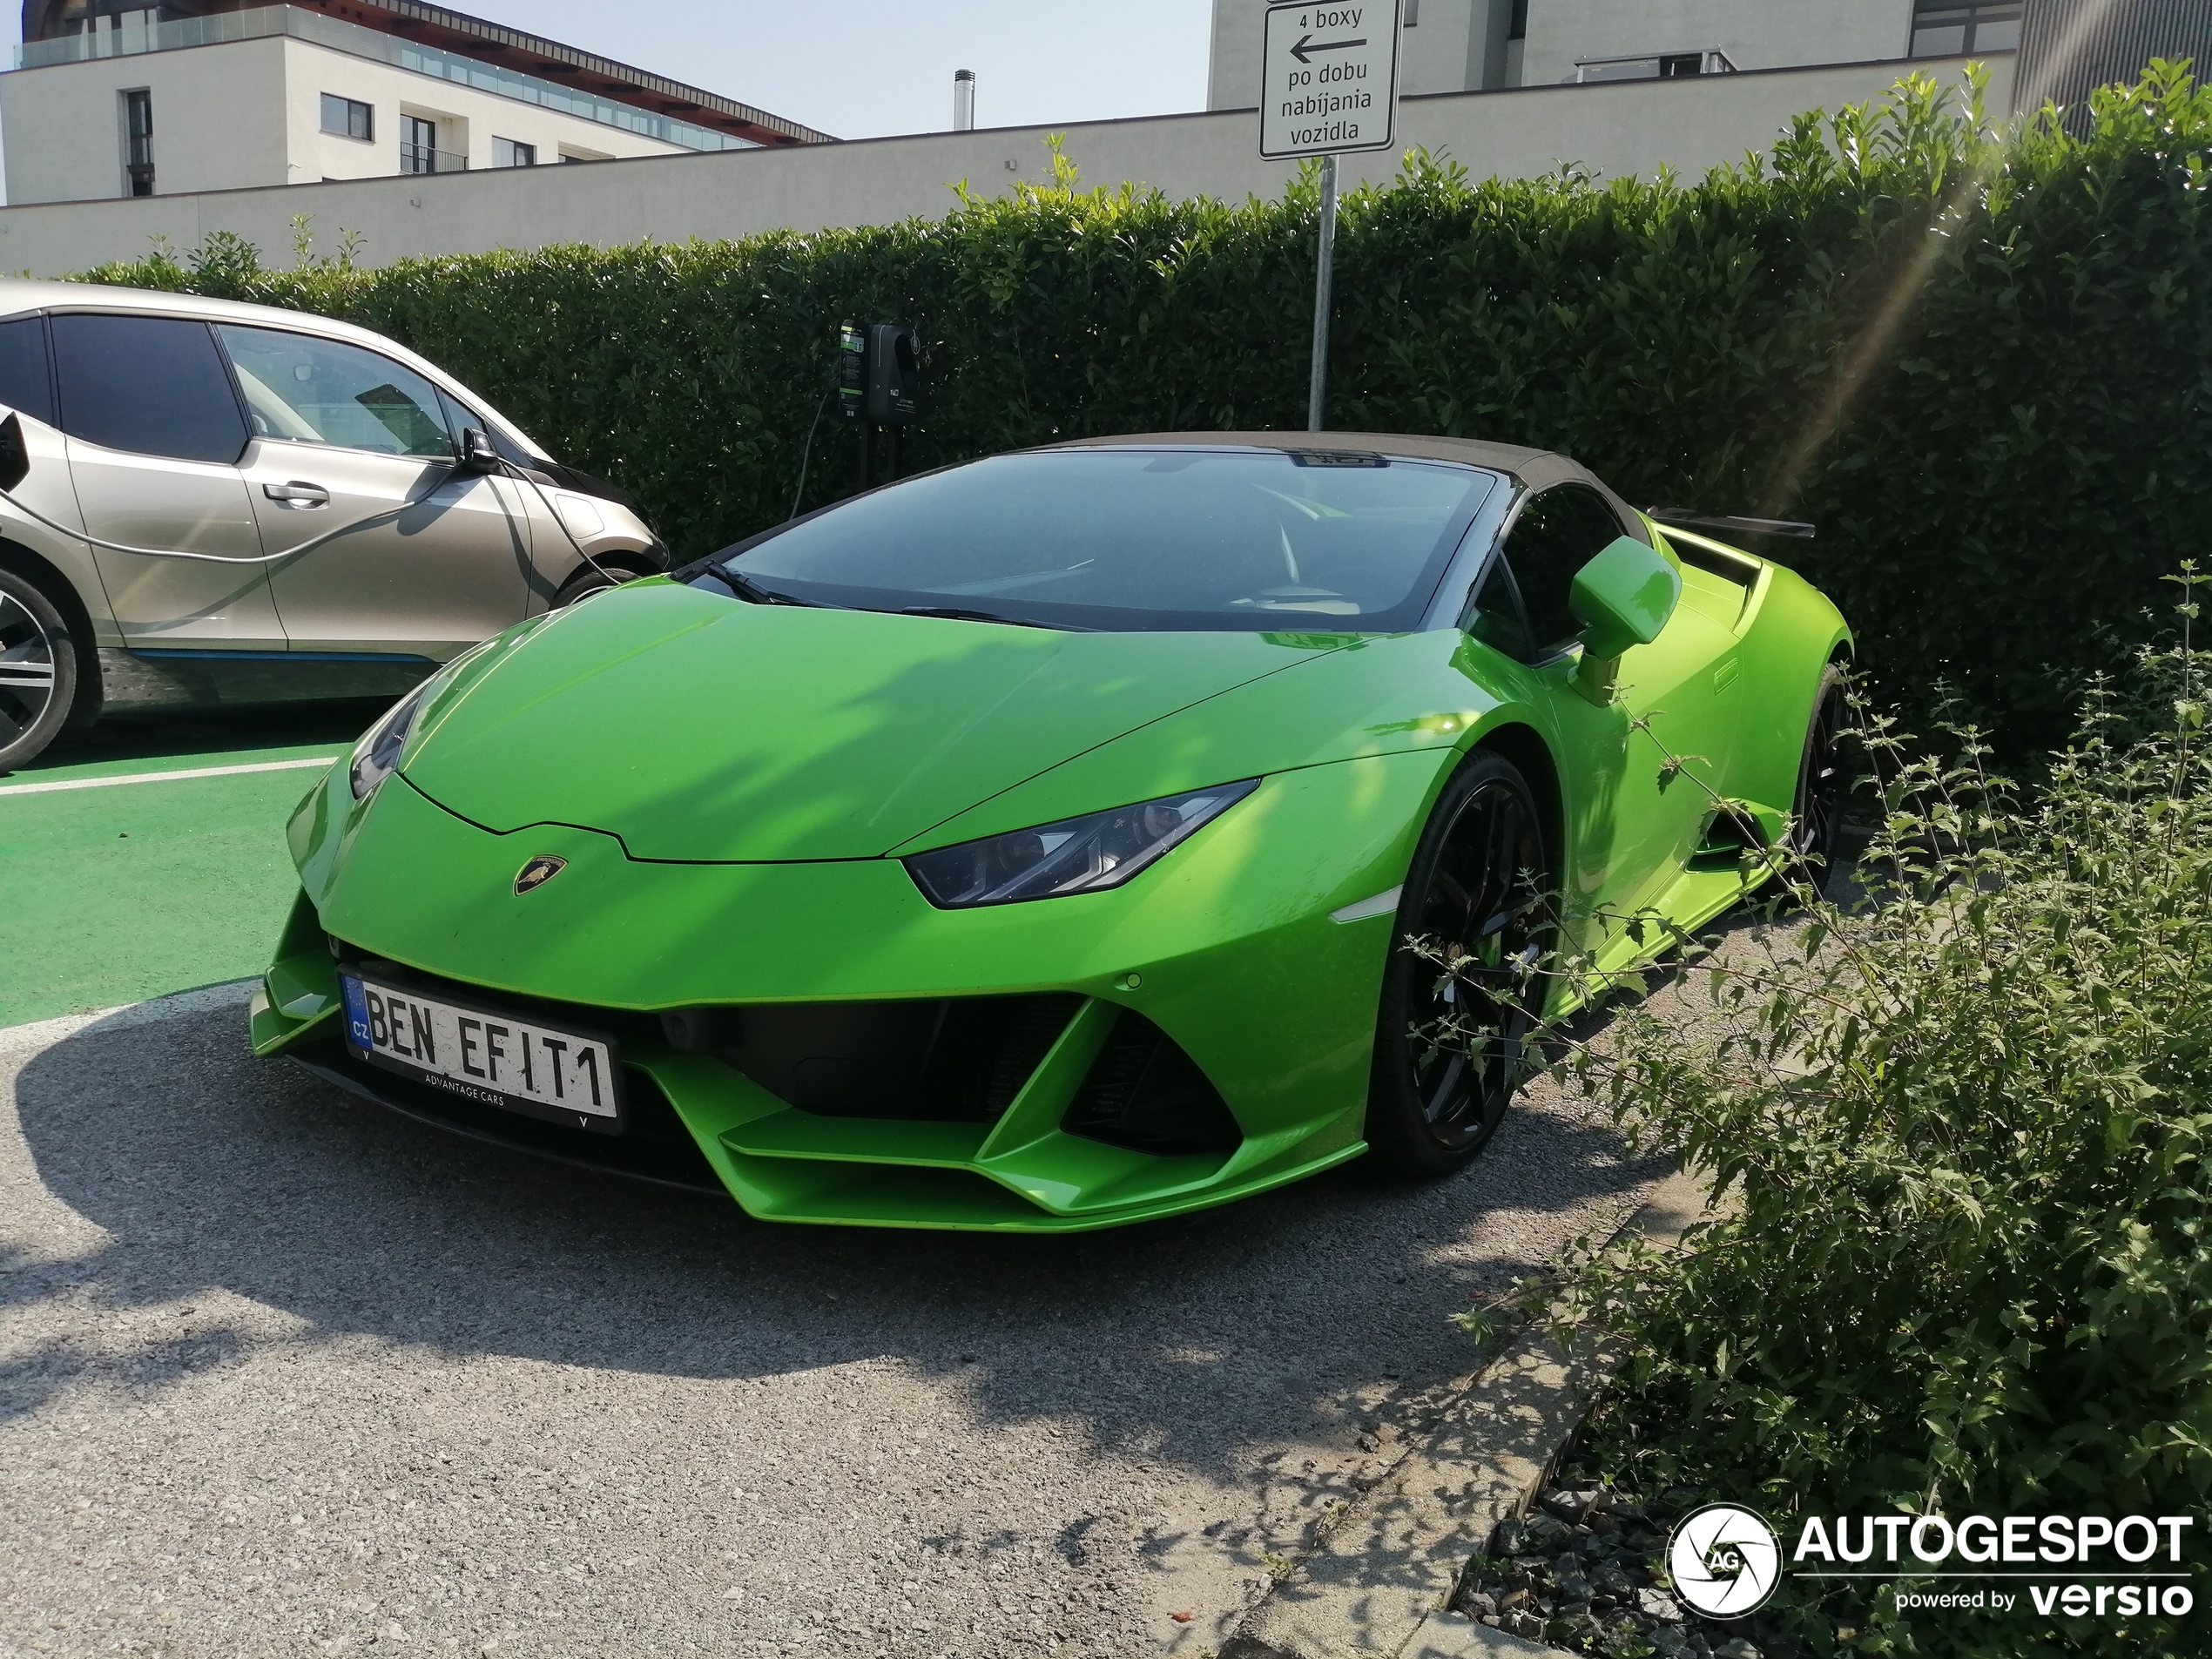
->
891, 605, 1072, 631
723, 569, 818, 608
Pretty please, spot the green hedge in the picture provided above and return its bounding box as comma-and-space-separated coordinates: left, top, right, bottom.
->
86, 64, 2212, 752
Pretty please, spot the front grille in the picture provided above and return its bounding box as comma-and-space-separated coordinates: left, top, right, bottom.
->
678, 993, 1085, 1123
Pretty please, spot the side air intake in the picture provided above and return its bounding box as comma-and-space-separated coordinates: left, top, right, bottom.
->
1062, 1011, 1242, 1157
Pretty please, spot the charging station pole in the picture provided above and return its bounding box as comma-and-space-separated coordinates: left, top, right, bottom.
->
1259, 2, 1401, 433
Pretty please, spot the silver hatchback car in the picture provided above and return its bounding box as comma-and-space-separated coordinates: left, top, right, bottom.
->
0, 279, 667, 772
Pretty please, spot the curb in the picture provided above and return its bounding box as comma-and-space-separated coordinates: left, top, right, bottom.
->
1223, 1168, 1707, 1659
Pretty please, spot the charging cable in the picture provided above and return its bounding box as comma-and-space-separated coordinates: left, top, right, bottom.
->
0, 429, 618, 589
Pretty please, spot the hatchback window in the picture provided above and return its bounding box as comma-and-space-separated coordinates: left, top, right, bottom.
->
51, 314, 247, 464
217, 325, 453, 459
717, 448, 1498, 633
1501, 485, 1628, 657
0, 316, 54, 427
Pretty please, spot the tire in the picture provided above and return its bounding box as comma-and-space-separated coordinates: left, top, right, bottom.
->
553, 562, 640, 608
1763, 663, 1849, 901
0, 564, 80, 775
1366, 749, 1555, 1179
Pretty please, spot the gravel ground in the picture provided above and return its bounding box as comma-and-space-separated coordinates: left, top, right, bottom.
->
0, 981, 1672, 1658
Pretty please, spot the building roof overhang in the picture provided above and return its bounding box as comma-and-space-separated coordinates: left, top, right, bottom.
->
22, 0, 833, 145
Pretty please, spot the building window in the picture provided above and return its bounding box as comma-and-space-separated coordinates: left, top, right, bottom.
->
493, 138, 536, 168
1911, 0, 2023, 57
320, 93, 374, 143
400, 113, 447, 174
122, 88, 153, 197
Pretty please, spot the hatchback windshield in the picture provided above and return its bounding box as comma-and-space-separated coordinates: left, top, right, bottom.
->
707, 448, 1499, 632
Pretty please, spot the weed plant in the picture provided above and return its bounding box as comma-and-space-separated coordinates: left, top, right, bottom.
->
1484, 571, 2212, 1656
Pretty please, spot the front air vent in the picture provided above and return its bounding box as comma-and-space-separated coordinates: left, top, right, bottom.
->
1062, 1012, 1242, 1157
678, 994, 1082, 1123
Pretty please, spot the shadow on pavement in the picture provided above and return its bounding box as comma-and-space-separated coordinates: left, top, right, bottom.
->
4, 991, 1668, 1489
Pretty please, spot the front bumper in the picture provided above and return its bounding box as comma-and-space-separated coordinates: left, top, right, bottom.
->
253, 752, 1443, 1231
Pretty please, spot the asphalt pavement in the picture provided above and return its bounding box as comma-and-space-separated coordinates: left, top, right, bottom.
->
0, 980, 1672, 1657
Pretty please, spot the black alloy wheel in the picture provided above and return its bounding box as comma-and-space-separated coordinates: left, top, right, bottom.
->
1366, 750, 1554, 1178
1767, 663, 1849, 899
0, 566, 78, 775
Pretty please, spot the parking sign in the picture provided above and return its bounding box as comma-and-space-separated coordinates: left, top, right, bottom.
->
1260, 1, 1403, 159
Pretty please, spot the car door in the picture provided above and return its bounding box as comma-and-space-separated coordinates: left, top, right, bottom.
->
1476, 483, 1741, 952
217, 324, 534, 659
51, 311, 284, 651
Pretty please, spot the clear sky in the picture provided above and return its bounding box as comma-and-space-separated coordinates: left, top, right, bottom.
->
1, 2, 1217, 139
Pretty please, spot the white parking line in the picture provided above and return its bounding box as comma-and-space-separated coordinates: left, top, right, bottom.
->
0, 756, 338, 799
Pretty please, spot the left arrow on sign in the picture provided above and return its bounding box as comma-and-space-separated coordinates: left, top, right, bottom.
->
1289, 33, 1367, 64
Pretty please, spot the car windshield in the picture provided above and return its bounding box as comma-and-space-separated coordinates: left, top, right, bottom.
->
705, 448, 1500, 631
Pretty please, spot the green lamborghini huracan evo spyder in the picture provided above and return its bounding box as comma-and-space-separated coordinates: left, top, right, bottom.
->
251, 433, 1851, 1231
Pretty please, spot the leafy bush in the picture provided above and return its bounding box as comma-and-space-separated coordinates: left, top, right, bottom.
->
1512, 570, 2212, 1656
81, 66, 2212, 751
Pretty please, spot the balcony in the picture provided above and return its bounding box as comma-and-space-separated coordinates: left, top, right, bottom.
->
400, 143, 469, 176
1571, 48, 1738, 84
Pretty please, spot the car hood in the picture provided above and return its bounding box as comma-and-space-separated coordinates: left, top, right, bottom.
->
399, 580, 1332, 862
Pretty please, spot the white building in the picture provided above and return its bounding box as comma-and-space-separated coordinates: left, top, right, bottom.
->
2, 0, 827, 206
1210, 0, 2024, 107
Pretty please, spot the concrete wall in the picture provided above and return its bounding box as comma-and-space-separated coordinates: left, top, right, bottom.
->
1519, 0, 1917, 84
0, 51, 2010, 279
0, 34, 295, 203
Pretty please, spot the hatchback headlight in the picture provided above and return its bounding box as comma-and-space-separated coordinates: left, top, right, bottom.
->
904, 779, 1259, 908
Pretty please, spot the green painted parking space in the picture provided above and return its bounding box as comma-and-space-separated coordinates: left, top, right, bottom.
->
0, 701, 392, 1028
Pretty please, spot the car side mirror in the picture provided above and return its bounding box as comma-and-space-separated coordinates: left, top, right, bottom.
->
1572, 536, 1680, 658
454, 426, 502, 476
1569, 536, 1681, 700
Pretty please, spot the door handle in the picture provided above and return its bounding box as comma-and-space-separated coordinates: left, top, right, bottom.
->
264, 482, 330, 509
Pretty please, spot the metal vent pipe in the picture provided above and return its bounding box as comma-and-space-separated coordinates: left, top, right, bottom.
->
953, 68, 975, 131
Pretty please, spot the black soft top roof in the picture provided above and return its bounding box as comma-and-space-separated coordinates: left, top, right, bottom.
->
1049, 431, 1650, 546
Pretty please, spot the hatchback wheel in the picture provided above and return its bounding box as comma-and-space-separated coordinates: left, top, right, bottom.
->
1366, 750, 1554, 1178
554, 563, 640, 608
0, 567, 79, 775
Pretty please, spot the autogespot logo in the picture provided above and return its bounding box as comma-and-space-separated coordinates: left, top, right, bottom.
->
1669, 1503, 1784, 1619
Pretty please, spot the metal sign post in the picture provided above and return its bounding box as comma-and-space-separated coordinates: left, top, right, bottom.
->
1259, 2, 1402, 431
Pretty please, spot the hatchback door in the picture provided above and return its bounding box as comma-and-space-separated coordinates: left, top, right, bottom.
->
218, 324, 534, 660
51, 312, 282, 652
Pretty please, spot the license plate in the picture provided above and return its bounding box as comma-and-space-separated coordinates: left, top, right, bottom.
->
339, 972, 623, 1135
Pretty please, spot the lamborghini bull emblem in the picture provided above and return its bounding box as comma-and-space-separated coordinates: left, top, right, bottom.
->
514, 854, 568, 896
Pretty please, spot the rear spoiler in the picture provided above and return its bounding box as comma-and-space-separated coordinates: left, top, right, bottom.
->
1648, 507, 1815, 541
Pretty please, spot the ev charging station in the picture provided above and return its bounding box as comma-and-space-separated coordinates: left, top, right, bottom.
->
1258, 3, 1403, 430
839, 320, 924, 491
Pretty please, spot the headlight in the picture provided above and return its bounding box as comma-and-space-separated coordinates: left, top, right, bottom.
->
348, 681, 432, 799
347, 640, 497, 800
904, 779, 1260, 908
